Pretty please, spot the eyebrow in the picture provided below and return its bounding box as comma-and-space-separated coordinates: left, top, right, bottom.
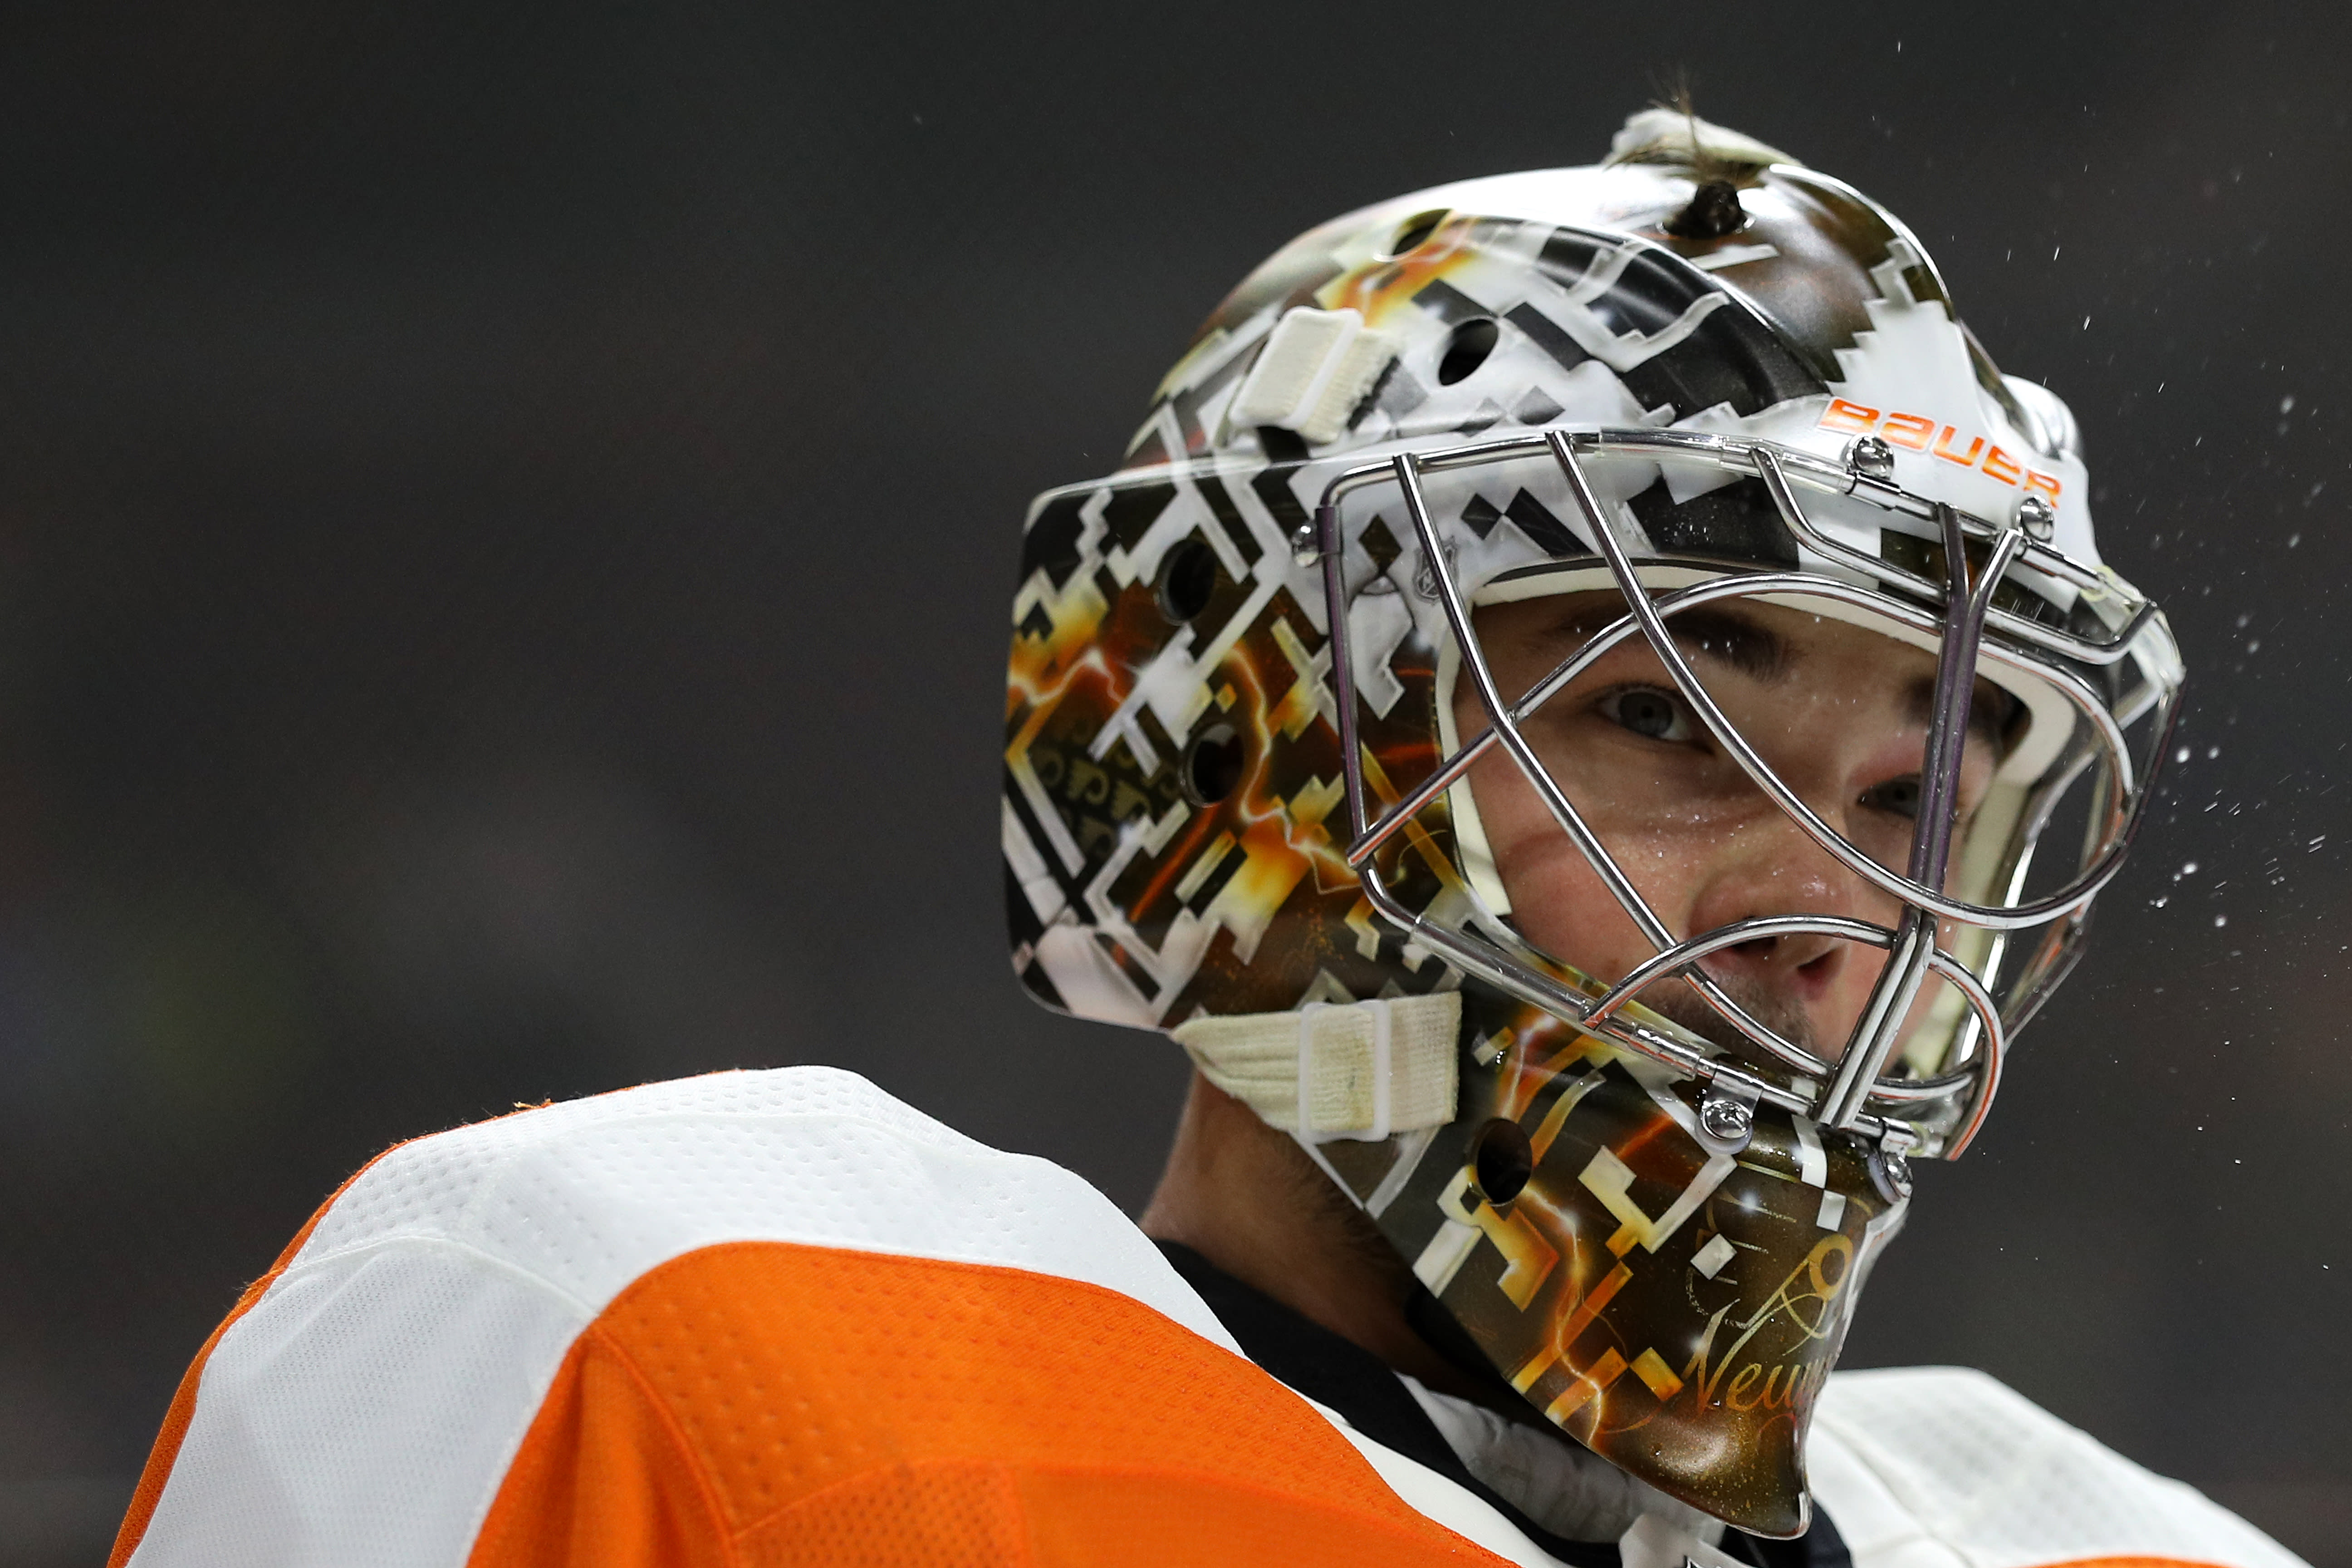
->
1908, 677, 2022, 749
1537, 600, 2019, 750
1667, 609, 1787, 681
1537, 603, 1788, 681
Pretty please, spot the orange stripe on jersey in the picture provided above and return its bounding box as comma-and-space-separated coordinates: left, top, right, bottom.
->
106, 1138, 415, 1568
468, 1241, 1512, 1567
2030, 1560, 2238, 1568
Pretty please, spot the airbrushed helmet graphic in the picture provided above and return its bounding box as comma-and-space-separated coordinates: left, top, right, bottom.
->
1003, 109, 2183, 1536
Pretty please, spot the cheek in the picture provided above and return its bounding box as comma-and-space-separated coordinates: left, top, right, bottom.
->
1828, 940, 1895, 1018
1466, 757, 1711, 980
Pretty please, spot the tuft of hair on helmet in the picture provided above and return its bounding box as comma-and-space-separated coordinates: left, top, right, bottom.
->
1607, 83, 1799, 240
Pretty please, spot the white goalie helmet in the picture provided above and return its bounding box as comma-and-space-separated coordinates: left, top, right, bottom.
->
1002, 108, 2183, 1532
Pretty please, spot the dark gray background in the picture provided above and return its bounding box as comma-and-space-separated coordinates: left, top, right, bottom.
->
0, 2, 2345, 1563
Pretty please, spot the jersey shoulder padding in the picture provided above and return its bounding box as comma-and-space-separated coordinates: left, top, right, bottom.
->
110, 1068, 1536, 1568
1810, 1365, 2308, 1568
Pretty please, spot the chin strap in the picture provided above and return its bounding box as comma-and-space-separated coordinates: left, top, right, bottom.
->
1170, 992, 1460, 1143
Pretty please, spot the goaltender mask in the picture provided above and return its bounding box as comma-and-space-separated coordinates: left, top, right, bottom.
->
108, 111, 2305, 1568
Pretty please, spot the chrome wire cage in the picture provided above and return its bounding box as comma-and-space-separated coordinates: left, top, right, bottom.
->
1311, 427, 2183, 1159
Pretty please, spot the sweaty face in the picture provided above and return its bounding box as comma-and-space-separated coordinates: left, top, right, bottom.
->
1455, 592, 2011, 1057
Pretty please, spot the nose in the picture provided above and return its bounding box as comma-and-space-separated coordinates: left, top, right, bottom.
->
1679, 805, 1895, 1015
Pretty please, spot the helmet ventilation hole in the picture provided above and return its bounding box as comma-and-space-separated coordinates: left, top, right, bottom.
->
1665, 179, 1748, 239
1383, 209, 1450, 259
1156, 538, 1219, 623
1436, 318, 1498, 386
1471, 1117, 1534, 1205
1181, 725, 1245, 804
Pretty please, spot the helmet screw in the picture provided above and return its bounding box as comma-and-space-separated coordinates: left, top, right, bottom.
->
1869, 1147, 1914, 1202
1845, 436, 1896, 482
1698, 1091, 1754, 1145
2016, 495, 2057, 542
1289, 519, 1322, 566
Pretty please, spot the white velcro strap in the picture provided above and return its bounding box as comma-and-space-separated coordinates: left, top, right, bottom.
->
1172, 992, 1460, 1142
1228, 306, 1396, 445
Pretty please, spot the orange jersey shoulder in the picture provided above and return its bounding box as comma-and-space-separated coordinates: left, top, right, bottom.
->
110, 1068, 1524, 1568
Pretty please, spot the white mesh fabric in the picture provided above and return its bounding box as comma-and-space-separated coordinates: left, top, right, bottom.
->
1808, 1366, 2309, 1568
133, 1246, 584, 1568
129, 1067, 1240, 1567
285, 1066, 1232, 1340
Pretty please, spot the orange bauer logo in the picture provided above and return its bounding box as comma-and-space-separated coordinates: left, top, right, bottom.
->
1818, 399, 2063, 509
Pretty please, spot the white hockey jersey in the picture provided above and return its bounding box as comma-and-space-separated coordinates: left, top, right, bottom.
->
108, 1068, 2306, 1568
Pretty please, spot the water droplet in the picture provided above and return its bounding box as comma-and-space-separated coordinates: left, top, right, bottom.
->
2174, 745, 2192, 764
2182, 861, 2200, 875
2206, 745, 2220, 759
2214, 913, 2229, 927
2280, 394, 2296, 414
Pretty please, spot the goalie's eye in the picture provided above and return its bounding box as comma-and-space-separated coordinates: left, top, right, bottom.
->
1597, 685, 1697, 744
1860, 775, 1922, 819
